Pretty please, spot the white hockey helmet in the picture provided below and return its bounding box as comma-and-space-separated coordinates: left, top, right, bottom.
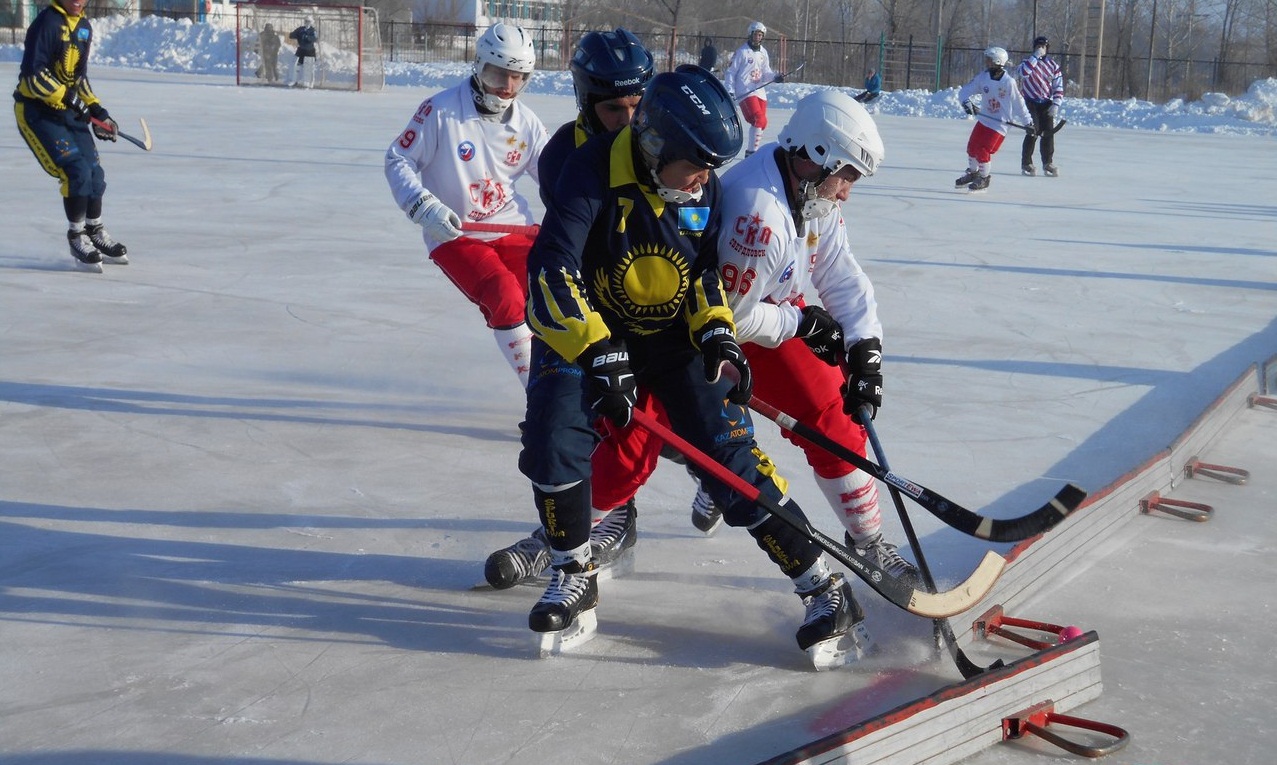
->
473, 23, 536, 111
778, 90, 884, 220
475, 22, 536, 76
748, 21, 766, 37
779, 90, 884, 178
984, 46, 1009, 68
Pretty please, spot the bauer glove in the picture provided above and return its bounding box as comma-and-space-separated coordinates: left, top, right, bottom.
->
580, 339, 637, 428
697, 320, 753, 405
407, 192, 463, 243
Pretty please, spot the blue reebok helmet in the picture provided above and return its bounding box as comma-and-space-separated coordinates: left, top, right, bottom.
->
571, 28, 654, 135
632, 64, 743, 172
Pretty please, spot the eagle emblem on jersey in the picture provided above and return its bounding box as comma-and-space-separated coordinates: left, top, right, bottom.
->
593, 242, 691, 334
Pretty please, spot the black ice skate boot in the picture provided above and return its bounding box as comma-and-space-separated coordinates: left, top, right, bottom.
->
529, 559, 599, 657
1043, 163, 1059, 177
67, 229, 103, 273
954, 169, 981, 187
850, 531, 921, 589
85, 223, 128, 264
688, 467, 724, 535
590, 499, 637, 579
484, 526, 551, 590
1021, 163, 1036, 176
796, 573, 873, 670
968, 174, 992, 191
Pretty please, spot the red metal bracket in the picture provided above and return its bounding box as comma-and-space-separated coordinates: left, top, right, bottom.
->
1139, 490, 1213, 522
1004, 700, 1131, 757
1249, 393, 1277, 411
1184, 455, 1249, 485
974, 605, 1080, 651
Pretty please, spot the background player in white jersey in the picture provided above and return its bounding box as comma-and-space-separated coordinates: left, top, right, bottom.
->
723, 21, 783, 158
716, 90, 919, 587
955, 46, 1032, 191
385, 22, 548, 387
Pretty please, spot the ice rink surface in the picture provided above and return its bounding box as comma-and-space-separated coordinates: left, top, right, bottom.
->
2, 64, 1275, 764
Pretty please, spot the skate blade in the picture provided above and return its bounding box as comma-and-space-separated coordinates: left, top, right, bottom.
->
103, 254, 129, 265
535, 608, 598, 658
807, 623, 875, 671
594, 548, 635, 583
72, 259, 104, 274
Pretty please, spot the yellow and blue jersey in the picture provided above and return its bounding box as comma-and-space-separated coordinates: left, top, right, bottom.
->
14, 2, 103, 112
527, 126, 735, 364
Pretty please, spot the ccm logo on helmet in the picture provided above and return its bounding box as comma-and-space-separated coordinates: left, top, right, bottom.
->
680, 84, 711, 116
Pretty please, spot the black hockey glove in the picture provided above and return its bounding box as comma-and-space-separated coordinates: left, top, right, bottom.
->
843, 338, 883, 421
1022, 123, 1037, 138
580, 339, 637, 428
772, 72, 785, 83
697, 320, 753, 405
88, 103, 117, 142
962, 100, 978, 116
795, 305, 844, 367
63, 91, 89, 121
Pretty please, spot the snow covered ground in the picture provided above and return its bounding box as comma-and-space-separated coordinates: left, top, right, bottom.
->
2, 16, 1275, 765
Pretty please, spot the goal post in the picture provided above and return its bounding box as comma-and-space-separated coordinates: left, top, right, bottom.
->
235, 2, 385, 91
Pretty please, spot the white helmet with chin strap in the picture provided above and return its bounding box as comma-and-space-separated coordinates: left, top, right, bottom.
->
778, 90, 884, 220
747, 21, 766, 36
473, 22, 536, 111
984, 46, 1009, 68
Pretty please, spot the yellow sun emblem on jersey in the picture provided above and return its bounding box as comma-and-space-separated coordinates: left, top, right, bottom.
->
594, 242, 690, 332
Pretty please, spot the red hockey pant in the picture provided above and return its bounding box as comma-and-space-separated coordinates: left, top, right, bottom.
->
429, 233, 534, 329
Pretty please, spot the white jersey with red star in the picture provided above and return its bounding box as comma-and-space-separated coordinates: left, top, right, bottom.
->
385, 81, 548, 251
723, 42, 776, 102
716, 147, 881, 349
957, 69, 1031, 136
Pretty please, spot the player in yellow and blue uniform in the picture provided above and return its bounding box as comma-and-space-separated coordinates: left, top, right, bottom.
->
518, 65, 869, 667
13, 0, 128, 271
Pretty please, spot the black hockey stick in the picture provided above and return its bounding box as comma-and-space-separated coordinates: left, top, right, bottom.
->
630, 407, 1004, 619
859, 406, 1003, 679
90, 116, 153, 151
736, 62, 805, 101
979, 110, 1067, 135
748, 396, 1086, 542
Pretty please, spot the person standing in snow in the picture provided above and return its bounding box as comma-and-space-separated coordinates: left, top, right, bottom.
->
1018, 35, 1065, 176
13, 0, 128, 272
955, 46, 1032, 191
384, 22, 547, 389
723, 21, 783, 157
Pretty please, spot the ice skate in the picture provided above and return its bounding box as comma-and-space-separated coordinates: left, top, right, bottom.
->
1021, 163, 1036, 176
530, 559, 599, 657
483, 526, 550, 590
689, 478, 724, 535
1044, 163, 1059, 177
590, 499, 637, 581
67, 230, 103, 273
954, 169, 980, 187
850, 532, 921, 589
796, 573, 873, 670
967, 174, 991, 191
85, 223, 128, 265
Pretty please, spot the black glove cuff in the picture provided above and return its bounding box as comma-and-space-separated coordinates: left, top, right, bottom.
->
88, 102, 109, 121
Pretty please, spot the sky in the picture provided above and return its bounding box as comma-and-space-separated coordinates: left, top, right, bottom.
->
1, 14, 1275, 765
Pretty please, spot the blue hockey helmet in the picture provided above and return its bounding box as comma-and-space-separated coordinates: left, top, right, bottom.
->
570, 28, 654, 135
632, 64, 743, 173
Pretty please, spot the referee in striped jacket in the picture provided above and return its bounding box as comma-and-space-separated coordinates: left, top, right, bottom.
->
1017, 35, 1064, 177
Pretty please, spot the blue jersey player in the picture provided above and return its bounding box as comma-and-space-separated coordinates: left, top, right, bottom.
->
518, 65, 871, 668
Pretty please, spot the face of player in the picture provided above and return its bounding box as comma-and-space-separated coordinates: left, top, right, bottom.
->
593, 94, 643, 133
750, 31, 765, 46
477, 64, 530, 100
814, 164, 862, 203
59, 0, 87, 15
657, 159, 711, 197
